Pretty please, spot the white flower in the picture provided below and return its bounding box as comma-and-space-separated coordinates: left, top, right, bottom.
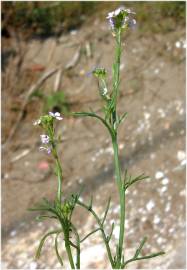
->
33, 119, 41, 126
40, 134, 50, 144
39, 146, 51, 154
106, 6, 136, 31
106, 6, 135, 19
49, 112, 63, 120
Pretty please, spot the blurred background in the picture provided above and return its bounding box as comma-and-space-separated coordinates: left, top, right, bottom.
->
2, 1, 186, 269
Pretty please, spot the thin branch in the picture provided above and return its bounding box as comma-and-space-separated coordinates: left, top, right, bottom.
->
107, 222, 115, 243
123, 251, 165, 267
35, 229, 62, 259
80, 228, 101, 243
134, 236, 147, 258
102, 197, 111, 226
77, 200, 115, 268
55, 232, 64, 267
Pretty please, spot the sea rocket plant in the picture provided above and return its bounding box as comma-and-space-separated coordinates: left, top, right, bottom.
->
31, 7, 165, 269
107, 6, 136, 34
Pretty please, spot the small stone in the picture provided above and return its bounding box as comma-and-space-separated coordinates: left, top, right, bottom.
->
144, 112, 150, 120
165, 202, 171, 212
78, 178, 83, 184
120, 63, 125, 70
162, 177, 169, 185
157, 237, 164, 244
146, 200, 155, 211
119, 143, 124, 150
157, 108, 166, 118
175, 41, 181, 48
150, 153, 156, 160
154, 68, 160, 74
160, 186, 167, 193
113, 205, 120, 214
10, 230, 17, 237
155, 171, 164, 179
177, 150, 186, 161
179, 190, 185, 196
29, 262, 38, 270
154, 215, 161, 225
91, 156, 96, 162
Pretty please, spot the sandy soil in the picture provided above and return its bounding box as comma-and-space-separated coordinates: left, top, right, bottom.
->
2, 15, 186, 269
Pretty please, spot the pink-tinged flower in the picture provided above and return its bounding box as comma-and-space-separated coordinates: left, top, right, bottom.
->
39, 146, 51, 154
40, 134, 50, 144
33, 119, 41, 126
49, 112, 63, 120
106, 6, 136, 31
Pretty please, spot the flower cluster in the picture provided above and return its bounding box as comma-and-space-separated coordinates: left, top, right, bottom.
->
92, 67, 107, 79
33, 112, 63, 154
92, 67, 110, 100
49, 112, 63, 120
107, 6, 136, 32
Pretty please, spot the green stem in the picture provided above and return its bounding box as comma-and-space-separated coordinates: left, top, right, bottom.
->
77, 200, 115, 268
112, 29, 122, 124
48, 126, 63, 202
112, 136, 125, 268
111, 28, 125, 269
55, 156, 63, 202
123, 252, 165, 268
71, 223, 81, 269
64, 227, 75, 269
58, 218, 75, 269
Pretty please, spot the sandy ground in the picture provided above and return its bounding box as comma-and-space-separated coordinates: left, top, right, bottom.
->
2, 15, 186, 269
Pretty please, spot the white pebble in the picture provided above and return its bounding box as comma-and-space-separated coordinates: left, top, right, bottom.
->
146, 200, 155, 211
155, 171, 164, 179
162, 177, 169, 185
120, 63, 125, 70
105, 147, 113, 155
177, 150, 186, 161
157, 108, 166, 118
154, 68, 160, 74
179, 108, 184, 115
168, 227, 175, 233
144, 112, 150, 120
113, 205, 120, 214
29, 262, 38, 270
179, 190, 185, 196
160, 186, 167, 193
119, 143, 124, 150
157, 237, 164, 244
10, 230, 17, 237
154, 215, 161, 225
141, 216, 147, 222
78, 178, 83, 184
175, 41, 181, 48
150, 153, 156, 160
91, 156, 96, 162
165, 202, 171, 212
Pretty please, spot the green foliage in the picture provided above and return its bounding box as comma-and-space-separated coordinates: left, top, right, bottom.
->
2, 2, 185, 38
2, 2, 96, 37
44, 91, 69, 115
31, 89, 70, 115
